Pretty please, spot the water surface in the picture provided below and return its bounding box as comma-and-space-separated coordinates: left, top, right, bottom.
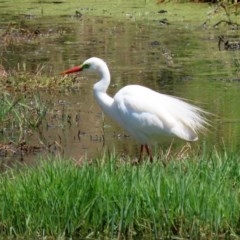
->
0, 1, 240, 162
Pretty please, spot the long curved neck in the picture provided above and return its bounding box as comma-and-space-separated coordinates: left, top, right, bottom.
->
93, 64, 114, 117
93, 63, 110, 93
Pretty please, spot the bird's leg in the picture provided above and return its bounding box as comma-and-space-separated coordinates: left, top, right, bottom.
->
145, 144, 153, 162
138, 144, 153, 163
138, 144, 144, 162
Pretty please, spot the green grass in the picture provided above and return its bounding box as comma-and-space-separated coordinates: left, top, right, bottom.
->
0, 92, 51, 143
0, 93, 18, 123
0, 149, 240, 239
1, 0, 239, 27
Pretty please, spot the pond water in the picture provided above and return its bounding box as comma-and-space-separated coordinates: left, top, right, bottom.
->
0, 1, 240, 163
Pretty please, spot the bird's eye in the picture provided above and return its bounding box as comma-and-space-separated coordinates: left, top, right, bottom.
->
83, 64, 90, 69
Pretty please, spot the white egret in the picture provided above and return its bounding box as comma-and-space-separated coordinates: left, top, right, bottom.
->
62, 57, 208, 162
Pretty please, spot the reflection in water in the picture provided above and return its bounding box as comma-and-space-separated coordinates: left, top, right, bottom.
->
1, 13, 240, 162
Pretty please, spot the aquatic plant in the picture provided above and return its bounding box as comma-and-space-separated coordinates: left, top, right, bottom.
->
17, 93, 51, 130
0, 92, 51, 142
0, 93, 19, 123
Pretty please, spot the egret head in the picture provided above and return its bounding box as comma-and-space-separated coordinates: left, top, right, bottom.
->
61, 57, 106, 75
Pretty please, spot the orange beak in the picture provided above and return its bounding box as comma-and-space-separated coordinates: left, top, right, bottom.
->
61, 66, 82, 75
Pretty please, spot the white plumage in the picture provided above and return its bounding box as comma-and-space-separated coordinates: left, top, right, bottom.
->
62, 57, 208, 162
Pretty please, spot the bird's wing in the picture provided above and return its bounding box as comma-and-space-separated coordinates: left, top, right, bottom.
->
113, 85, 206, 143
